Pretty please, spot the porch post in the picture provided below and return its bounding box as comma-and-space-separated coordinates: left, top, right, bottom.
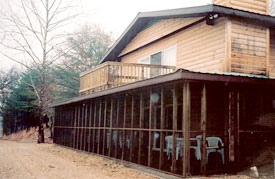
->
159, 87, 165, 170
92, 102, 97, 153
138, 92, 144, 164
97, 99, 102, 154
108, 97, 114, 157
148, 90, 153, 167
130, 95, 135, 162
88, 101, 93, 152
172, 84, 178, 173
102, 98, 107, 155
122, 96, 127, 160
115, 98, 120, 158
73, 106, 77, 149
77, 105, 81, 150
183, 82, 191, 177
201, 83, 207, 174
84, 102, 88, 151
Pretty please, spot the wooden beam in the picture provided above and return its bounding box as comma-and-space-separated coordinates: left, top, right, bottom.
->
148, 90, 153, 167
73, 106, 77, 149
102, 98, 107, 155
97, 99, 102, 154
130, 95, 135, 162
266, 28, 270, 76
108, 97, 114, 157
200, 84, 207, 175
122, 96, 127, 160
115, 98, 119, 159
92, 102, 97, 153
172, 84, 178, 173
80, 104, 84, 150
84, 102, 88, 151
77, 105, 81, 149
159, 87, 165, 170
138, 92, 144, 164
183, 82, 191, 177
236, 90, 240, 165
88, 101, 93, 152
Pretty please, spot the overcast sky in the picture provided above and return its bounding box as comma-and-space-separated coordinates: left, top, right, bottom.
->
0, 0, 211, 70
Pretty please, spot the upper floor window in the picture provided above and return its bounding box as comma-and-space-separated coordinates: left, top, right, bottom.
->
138, 45, 176, 66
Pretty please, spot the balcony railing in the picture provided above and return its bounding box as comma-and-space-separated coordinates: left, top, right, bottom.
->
79, 61, 176, 95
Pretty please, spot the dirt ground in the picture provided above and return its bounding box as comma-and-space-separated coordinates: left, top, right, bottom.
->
0, 128, 274, 179
0, 140, 156, 179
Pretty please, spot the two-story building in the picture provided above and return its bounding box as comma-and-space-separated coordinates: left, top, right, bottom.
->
52, 0, 275, 177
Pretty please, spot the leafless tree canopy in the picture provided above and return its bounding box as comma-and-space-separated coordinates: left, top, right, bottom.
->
0, 0, 79, 142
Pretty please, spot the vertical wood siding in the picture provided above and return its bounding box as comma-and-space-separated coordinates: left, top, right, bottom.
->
119, 17, 202, 56
212, 0, 269, 15
121, 18, 226, 73
270, 29, 275, 77
230, 18, 268, 75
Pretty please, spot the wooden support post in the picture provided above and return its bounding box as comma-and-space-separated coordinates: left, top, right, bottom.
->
80, 104, 84, 150
148, 90, 153, 167
84, 103, 88, 151
138, 92, 144, 164
102, 98, 107, 155
229, 91, 235, 164
88, 101, 93, 152
92, 102, 97, 153
172, 84, 178, 173
159, 88, 165, 170
115, 98, 119, 158
201, 84, 207, 175
183, 82, 191, 177
77, 105, 81, 149
236, 90, 240, 166
108, 97, 114, 157
122, 96, 127, 160
130, 95, 134, 162
97, 99, 102, 154
73, 106, 77, 149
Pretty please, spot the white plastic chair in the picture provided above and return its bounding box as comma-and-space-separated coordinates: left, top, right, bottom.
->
106, 131, 122, 149
190, 136, 201, 160
165, 135, 183, 160
152, 132, 159, 151
206, 137, 225, 164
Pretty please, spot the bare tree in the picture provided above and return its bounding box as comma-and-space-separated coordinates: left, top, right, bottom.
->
0, 0, 79, 143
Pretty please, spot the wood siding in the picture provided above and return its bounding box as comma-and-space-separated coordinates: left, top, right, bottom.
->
270, 29, 275, 77
119, 17, 202, 56
121, 17, 226, 72
229, 18, 269, 75
212, 0, 269, 15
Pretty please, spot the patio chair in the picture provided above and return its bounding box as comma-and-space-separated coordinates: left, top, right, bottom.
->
165, 135, 183, 160
190, 135, 201, 160
152, 132, 159, 151
195, 135, 224, 164
206, 137, 225, 164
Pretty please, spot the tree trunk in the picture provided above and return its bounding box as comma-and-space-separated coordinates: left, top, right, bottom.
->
38, 116, 44, 143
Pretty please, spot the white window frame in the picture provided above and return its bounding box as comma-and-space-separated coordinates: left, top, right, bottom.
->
137, 45, 176, 66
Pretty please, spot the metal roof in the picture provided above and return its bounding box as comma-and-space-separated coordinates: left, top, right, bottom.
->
50, 69, 275, 107
100, 4, 275, 63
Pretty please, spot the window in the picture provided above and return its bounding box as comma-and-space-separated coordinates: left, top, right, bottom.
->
138, 45, 176, 66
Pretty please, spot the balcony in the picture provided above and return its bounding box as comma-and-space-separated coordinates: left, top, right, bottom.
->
79, 61, 176, 95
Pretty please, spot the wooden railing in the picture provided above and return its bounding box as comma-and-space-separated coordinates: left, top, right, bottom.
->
79, 61, 176, 95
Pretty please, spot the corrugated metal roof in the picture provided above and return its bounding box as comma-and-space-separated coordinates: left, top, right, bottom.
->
192, 70, 272, 79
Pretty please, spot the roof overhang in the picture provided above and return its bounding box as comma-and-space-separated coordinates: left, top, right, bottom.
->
100, 4, 275, 63
50, 69, 275, 107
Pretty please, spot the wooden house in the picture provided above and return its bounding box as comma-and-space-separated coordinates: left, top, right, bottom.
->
52, 0, 275, 177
